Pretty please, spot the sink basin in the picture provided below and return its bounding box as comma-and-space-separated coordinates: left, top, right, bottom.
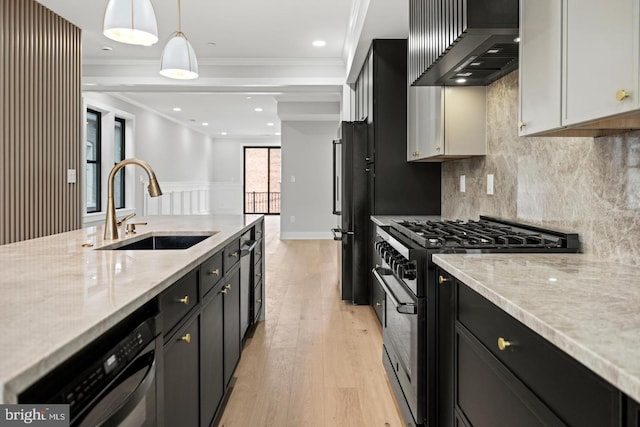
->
101, 233, 216, 250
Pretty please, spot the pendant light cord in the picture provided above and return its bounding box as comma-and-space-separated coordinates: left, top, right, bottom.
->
178, 0, 182, 33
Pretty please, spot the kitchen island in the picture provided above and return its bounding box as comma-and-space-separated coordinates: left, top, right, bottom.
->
0, 214, 263, 404
433, 253, 640, 424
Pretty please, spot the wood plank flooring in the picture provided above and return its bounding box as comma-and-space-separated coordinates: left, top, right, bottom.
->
218, 216, 404, 427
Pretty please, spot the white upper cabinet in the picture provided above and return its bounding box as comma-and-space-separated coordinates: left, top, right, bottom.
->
563, 0, 639, 125
408, 86, 486, 162
519, 0, 640, 136
519, 0, 562, 136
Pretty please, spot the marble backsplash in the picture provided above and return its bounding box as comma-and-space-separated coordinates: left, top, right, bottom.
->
442, 71, 640, 265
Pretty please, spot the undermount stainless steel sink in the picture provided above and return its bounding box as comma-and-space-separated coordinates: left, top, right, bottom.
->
100, 233, 217, 250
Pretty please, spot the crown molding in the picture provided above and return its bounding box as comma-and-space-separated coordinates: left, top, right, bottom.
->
83, 57, 346, 68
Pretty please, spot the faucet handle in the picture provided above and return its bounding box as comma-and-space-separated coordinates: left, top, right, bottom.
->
125, 222, 147, 235
116, 212, 136, 226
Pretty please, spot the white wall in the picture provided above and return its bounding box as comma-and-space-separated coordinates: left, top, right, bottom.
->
280, 121, 338, 239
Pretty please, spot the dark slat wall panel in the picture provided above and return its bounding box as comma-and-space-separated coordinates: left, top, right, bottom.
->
1, 0, 81, 245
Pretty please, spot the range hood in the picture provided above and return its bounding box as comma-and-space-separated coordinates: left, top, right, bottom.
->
409, 0, 519, 86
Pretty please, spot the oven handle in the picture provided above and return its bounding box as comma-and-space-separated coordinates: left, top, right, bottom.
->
372, 267, 417, 315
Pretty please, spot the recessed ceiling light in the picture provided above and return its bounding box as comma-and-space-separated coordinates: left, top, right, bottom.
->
456, 78, 467, 84
254, 107, 263, 112
189, 119, 196, 122
173, 107, 182, 112
207, 42, 217, 46
83, 83, 97, 86
221, 131, 228, 135
275, 132, 281, 136
267, 122, 274, 127
470, 62, 482, 66
246, 96, 252, 100
456, 72, 472, 77
312, 40, 326, 47
487, 49, 501, 54
101, 45, 113, 51
513, 37, 521, 43
202, 122, 209, 126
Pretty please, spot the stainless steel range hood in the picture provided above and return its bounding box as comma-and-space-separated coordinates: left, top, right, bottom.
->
409, 0, 519, 86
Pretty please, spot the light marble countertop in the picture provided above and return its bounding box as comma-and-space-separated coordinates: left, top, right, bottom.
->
433, 253, 640, 404
0, 214, 263, 404
370, 215, 442, 226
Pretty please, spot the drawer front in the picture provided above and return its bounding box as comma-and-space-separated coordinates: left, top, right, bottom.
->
254, 280, 263, 321
457, 283, 621, 427
371, 273, 385, 325
254, 258, 263, 285
254, 240, 263, 265
200, 251, 223, 297
456, 327, 563, 427
160, 269, 198, 335
223, 239, 241, 275
254, 220, 264, 241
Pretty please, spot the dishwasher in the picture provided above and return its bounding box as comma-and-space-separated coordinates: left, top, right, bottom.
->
20, 303, 161, 427
240, 230, 258, 340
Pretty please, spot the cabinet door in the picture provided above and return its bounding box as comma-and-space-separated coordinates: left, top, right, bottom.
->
200, 290, 224, 427
563, 0, 640, 125
628, 396, 640, 426
164, 314, 200, 427
414, 86, 444, 159
407, 87, 421, 161
223, 268, 241, 387
437, 270, 455, 427
519, 0, 562, 135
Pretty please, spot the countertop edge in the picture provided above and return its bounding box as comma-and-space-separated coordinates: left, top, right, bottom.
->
1, 215, 263, 403
432, 254, 640, 404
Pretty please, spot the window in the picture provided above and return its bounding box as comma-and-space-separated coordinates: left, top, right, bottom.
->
114, 117, 126, 209
244, 147, 281, 214
86, 109, 101, 213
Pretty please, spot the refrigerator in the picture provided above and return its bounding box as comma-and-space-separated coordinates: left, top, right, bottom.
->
332, 120, 441, 305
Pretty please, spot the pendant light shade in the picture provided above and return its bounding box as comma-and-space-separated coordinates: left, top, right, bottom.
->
103, 0, 158, 46
160, 0, 198, 80
160, 32, 199, 79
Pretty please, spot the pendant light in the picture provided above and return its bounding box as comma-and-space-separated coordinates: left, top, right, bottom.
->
160, 0, 199, 80
103, 0, 159, 46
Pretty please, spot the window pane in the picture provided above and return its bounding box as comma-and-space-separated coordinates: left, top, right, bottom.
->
114, 118, 124, 162
86, 111, 99, 161
114, 118, 126, 209
114, 169, 124, 209
86, 163, 99, 213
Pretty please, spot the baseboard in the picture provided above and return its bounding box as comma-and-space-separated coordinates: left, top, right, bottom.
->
279, 231, 333, 240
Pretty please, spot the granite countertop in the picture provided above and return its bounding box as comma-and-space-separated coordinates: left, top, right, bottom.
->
371, 215, 442, 226
433, 253, 640, 404
0, 214, 263, 404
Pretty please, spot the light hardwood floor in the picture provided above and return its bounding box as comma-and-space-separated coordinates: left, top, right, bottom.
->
218, 216, 404, 427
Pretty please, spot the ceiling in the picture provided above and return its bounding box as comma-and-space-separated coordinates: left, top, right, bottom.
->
36, 0, 408, 139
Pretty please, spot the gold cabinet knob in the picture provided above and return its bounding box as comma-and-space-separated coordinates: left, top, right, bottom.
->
224, 283, 232, 290
256, 299, 262, 304
231, 251, 239, 258
519, 121, 527, 130
256, 272, 262, 278
438, 275, 449, 285
210, 268, 220, 276
181, 333, 192, 344
220, 288, 228, 295
497, 337, 512, 351
375, 302, 383, 307
435, 146, 441, 151
178, 296, 189, 305
616, 89, 630, 101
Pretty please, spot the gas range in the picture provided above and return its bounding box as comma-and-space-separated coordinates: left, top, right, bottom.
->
373, 216, 580, 427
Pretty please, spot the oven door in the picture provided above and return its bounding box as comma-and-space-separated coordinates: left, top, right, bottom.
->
373, 266, 423, 424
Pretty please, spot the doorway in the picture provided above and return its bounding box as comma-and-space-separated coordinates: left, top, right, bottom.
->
244, 147, 281, 214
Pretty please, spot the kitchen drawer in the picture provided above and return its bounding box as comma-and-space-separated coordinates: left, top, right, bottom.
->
160, 268, 198, 336
371, 272, 385, 326
456, 283, 621, 427
253, 280, 263, 321
254, 258, 263, 285
254, 221, 263, 241
200, 250, 223, 297
254, 240, 263, 265
223, 239, 240, 275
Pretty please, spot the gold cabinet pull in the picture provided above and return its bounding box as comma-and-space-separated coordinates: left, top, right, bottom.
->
178, 296, 189, 305
256, 299, 262, 304
497, 337, 512, 351
210, 268, 220, 276
224, 284, 232, 290
616, 89, 630, 101
435, 146, 441, 151
438, 275, 449, 285
220, 288, 228, 295
181, 333, 192, 344
231, 251, 239, 258
375, 302, 383, 307
519, 121, 527, 130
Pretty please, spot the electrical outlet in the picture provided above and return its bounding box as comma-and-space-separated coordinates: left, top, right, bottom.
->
487, 174, 494, 195
290, 215, 296, 223
290, 175, 296, 183
460, 175, 466, 193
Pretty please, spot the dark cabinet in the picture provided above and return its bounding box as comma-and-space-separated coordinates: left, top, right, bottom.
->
454, 282, 622, 427
200, 251, 223, 297
628, 397, 640, 426
163, 313, 200, 427
436, 269, 455, 427
200, 287, 224, 427
159, 269, 198, 336
223, 267, 241, 388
